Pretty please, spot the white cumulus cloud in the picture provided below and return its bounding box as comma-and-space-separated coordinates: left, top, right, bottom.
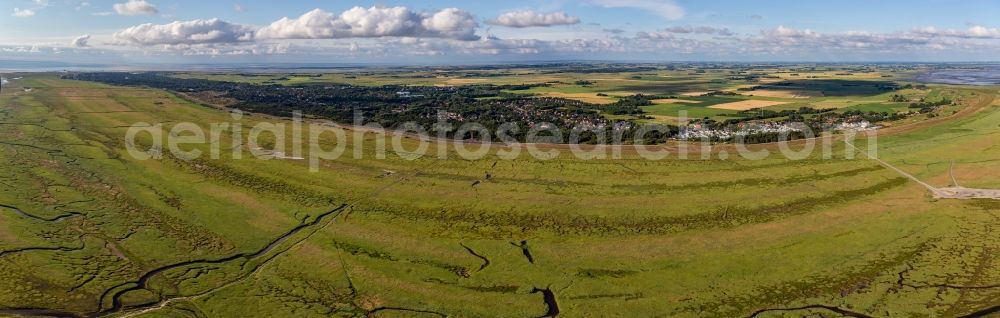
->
764, 25, 820, 38
113, 18, 255, 46
71, 34, 91, 47
913, 25, 1000, 39
12, 8, 36, 17
486, 10, 580, 28
113, 0, 158, 16
635, 30, 674, 40
657, 26, 735, 36
255, 6, 479, 41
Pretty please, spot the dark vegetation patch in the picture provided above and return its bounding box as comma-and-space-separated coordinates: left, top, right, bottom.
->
331, 241, 470, 278
966, 199, 1000, 210
576, 268, 639, 278
250, 276, 358, 316
753, 80, 900, 97
619, 81, 730, 94
569, 292, 644, 300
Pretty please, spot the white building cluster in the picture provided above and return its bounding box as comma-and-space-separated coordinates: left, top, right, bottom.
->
834, 121, 878, 131
676, 122, 804, 140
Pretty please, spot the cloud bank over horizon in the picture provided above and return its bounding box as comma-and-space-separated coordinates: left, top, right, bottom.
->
7, 1, 1000, 63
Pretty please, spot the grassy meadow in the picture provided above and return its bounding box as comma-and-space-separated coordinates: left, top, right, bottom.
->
0, 71, 997, 317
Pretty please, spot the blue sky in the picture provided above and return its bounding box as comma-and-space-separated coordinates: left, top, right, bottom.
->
4, 0, 1000, 64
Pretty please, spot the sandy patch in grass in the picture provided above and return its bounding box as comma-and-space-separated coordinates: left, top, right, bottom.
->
741, 90, 823, 98
708, 100, 790, 110
536, 92, 617, 104
652, 98, 700, 104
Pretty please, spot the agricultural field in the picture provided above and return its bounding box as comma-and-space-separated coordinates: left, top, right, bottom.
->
0, 65, 998, 318
167, 64, 955, 127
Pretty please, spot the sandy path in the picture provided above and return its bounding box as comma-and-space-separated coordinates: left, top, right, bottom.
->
845, 141, 1000, 200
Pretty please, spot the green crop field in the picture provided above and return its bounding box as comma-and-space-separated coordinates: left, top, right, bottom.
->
0, 71, 998, 318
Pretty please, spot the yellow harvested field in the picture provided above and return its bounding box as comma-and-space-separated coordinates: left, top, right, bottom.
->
708, 99, 790, 110
591, 78, 647, 82
535, 92, 617, 104
740, 90, 823, 98
681, 91, 711, 97
652, 98, 700, 104
444, 78, 488, 85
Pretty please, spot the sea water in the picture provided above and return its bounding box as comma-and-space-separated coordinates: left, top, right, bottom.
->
913, 66, 1000, 85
